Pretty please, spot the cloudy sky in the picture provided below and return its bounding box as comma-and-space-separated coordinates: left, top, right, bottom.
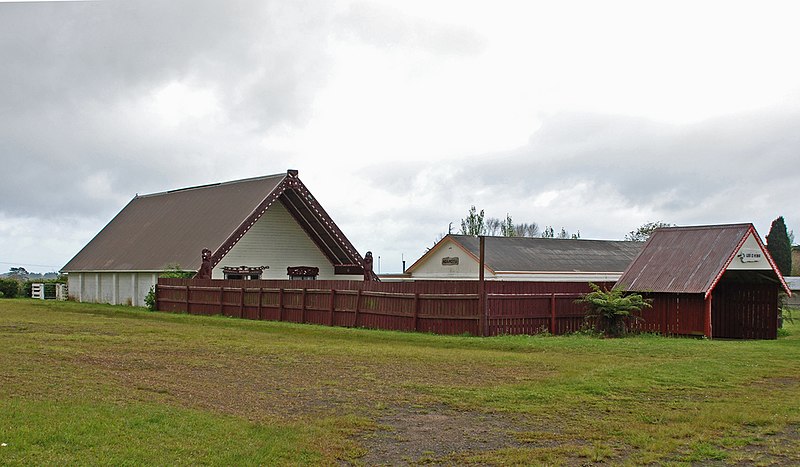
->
2, 0, 799, 274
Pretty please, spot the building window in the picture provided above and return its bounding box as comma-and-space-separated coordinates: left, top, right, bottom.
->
222, 266, 268, 280
287, 266, 319, 280
224, 273, 262, 280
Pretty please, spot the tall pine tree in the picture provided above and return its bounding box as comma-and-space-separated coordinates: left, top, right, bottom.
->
766, 216, 792, 276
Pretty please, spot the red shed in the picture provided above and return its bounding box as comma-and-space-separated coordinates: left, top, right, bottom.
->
615, 224, 791, 339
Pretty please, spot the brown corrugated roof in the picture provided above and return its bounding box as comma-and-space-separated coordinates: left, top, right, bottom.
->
615, 223, 788, 295
409, 235, 643, 273
62, 171, 363, 272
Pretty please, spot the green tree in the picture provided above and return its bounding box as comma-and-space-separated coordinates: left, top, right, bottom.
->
514, 222, 540, 237
144, 265, 195, 311
459, 206, 486, 235
500, 214, 515, 237
485, 217, 501, 236
458, 207, 551, 238
577, 283, 652, 337
0, 278, 20, 298
625, 221, 674, 242
766, 216, 792, 276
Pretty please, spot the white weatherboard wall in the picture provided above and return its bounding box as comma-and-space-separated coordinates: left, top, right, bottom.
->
409, 238, 486, 279
493, 272, 625, 282
68, 271, 157, 307
409, 237, 626, 282
213, 201, 362, 280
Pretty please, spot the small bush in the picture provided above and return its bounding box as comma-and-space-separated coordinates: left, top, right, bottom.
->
576, 283, 652, 337
0, 278, 20, 298
160, 264, 195, 279
144, 286, 156, 311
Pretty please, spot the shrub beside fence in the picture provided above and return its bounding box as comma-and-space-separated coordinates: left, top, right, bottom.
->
156, 278, 612, 336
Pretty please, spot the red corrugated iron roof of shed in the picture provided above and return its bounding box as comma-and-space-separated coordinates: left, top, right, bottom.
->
615, 223, 786, 295
62, 171, 364, 273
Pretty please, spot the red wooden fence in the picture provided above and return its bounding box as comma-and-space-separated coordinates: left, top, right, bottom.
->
156, 278, 612, 336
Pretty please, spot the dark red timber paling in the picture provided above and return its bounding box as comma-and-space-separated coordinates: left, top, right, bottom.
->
155, 278, 615, 337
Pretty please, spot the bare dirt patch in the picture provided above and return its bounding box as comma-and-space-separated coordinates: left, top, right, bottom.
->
69, 343, 552, 424
728, 423, 800, 466
351, 405, 574, 465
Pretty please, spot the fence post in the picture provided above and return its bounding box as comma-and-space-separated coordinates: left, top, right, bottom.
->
257, 287, 263, 320
152, 283, 159, 310
550, 293, 556, 335
704, 293, 713, 339
478, 235, 487, 336
329, 289, 336, 326
278, 288, 284, 322
218, 286, 224, 315
239, 287, 245, 318
301, 288, 307, 323
354, 288, 362, 327
413, 292, 420, 332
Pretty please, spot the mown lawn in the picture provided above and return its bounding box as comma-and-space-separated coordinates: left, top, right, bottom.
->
1, 299, 798, 465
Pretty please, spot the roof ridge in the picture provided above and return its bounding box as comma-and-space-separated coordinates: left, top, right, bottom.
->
136, 173, 286, 199
451, 234, 636, 243
657, 223, 752, 231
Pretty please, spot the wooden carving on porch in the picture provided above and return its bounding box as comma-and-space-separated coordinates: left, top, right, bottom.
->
194, 248, 213, 279
363, 251, 378, 281
287, 266, 319, 279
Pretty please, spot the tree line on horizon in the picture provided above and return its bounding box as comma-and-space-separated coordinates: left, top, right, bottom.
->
454, 205, 580, 240
442, 207, 795, 275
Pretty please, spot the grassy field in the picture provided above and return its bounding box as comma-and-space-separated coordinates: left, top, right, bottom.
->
1, 299, 799, 465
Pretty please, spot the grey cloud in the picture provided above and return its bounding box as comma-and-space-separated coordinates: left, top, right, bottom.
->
1, 0, 333, 126
459, 109, 800, 209
364, 107, 800, 238
335, 2, 486, 56
0, 0, 336, 219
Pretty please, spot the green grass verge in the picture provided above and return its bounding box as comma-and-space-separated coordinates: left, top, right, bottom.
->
1, 298, 799, 465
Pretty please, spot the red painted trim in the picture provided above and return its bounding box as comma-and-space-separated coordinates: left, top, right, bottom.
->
749, 226, 792, 296
404, 234, 496, 275
282, 178, 363, 265
704, 293, 713, 339
211, 177, 289, 269
404, 237, 450, 274
705, 224, 791, 298
705, 226, 752, 299
209, 171, 365, 271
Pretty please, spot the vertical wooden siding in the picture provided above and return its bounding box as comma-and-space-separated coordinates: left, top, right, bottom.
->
636, 293, 706, 336
712, 282, 778, 339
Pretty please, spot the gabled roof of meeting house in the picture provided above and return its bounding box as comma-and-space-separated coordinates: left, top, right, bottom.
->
62, 170, 365, 273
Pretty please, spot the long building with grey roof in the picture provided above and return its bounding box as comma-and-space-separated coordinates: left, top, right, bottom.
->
400, 234, 643, 282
